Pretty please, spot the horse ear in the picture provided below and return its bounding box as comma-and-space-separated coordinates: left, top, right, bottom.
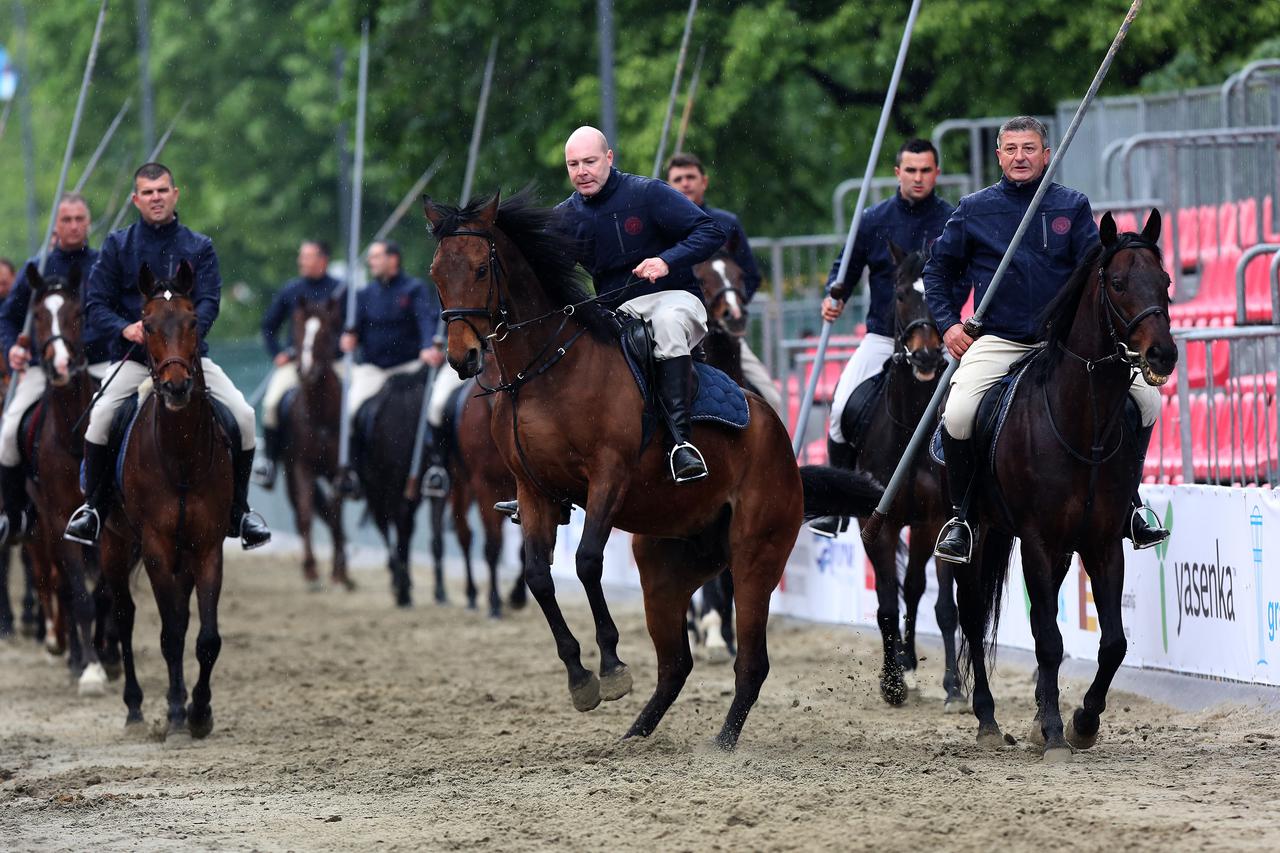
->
1099, 211, 1118, 247
1141, 208, 1162, 244
422, 195, 445, 230
138, 263, 157, 298
478, 191, 500, 226
25, 263, 44, 298
67, 263, 82, 292
174, 260, 196, 295
723, 229, 741, 257
887, 240, 906, 265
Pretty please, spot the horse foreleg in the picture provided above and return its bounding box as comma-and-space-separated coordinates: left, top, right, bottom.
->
102, 533, 143, 728
1023, 542, 1071, 761
626, 536, 699, 740
1068, 540, 1127, 752
933, 559, 966, 712
575, 481, 630, 701
287, 462, 320, 588
0, 546, 13, 637
866, 525, 906, 706
188, 548, 223, 739
314, 482, 353, 591
31, 548, 63, 656
480, 505, 504, 619
146, 553, 192, 734
60, 542, 107, 695
448, 493, 474, 608
392, 502, 415, 608
900, 526, 932, 687
21, 547, 41, 639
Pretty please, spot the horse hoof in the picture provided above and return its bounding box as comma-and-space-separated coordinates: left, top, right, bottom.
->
600, 665, 633, 702
123, 718, 148, 739
1042, 745, 1073, 764
167, 716, 188, 736
1027, 719, 1046, 748
103, 660, 123, 681
713, 730, 738, 752
879, 672, 908, 706
336, 577, 357, 592
188, 708, 214, 740
943, 695, 968, 714
306, 579, 324, 593
435, 587, 449, 605
902, 669, 918, 692
1065, 713, 1098, 751
488, 604, 502, 620
466, 598, 477, 611
975, 726, 1004, 749
570, 674, 601, 712
78, 663, 108, 697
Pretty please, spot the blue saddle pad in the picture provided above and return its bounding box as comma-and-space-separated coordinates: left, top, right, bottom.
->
620, 342, 750, 430
929, 352, 1035, 468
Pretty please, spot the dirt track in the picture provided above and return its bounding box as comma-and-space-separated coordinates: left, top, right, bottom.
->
3, 552, 1279, 852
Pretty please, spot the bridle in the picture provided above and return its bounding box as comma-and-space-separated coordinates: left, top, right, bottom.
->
1058, 235, 1168, 372
34, 286, 89, 382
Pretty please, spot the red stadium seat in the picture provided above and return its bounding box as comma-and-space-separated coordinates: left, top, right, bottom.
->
1112, 211, 1139, 234
1244, 249, 1277, 323
1177, 207, 1200, 270
1239, 198, 1260, 249
1198, 205, 1220, 259
1218, 202, 1240, 253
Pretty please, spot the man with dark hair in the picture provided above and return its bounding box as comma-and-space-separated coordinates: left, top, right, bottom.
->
0, 194, 113, 543
65, 163, 270, 548
665, 151, 781, 414
0, 259, 15, 293
925, 116, 1165, 563
252, 239, 343, 488
338, 239, 443, 494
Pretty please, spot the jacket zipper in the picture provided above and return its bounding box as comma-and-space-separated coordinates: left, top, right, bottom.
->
1041, 213, 1048, 250
613, 213, 626, 252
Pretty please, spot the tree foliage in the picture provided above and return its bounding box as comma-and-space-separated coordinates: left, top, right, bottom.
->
1, 0, 1276, 337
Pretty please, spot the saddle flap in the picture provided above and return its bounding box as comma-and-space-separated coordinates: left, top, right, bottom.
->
838, 370, 888, 455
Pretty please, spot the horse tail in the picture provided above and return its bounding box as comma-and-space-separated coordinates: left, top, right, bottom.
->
798, 465, 882, 520
958, 528, 1016, 678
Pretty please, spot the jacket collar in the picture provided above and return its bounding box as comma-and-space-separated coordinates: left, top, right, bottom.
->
139, 212, 182, 240
582, 167, 624, 206
376, 271, 405, 288
998, 174, 1046, 196
893, 190, 940, 214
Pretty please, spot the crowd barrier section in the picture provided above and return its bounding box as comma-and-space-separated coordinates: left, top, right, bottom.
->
548, 484, 1280, 687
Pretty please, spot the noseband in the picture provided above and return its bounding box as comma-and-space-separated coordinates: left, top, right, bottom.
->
1095, 236, 1168, 364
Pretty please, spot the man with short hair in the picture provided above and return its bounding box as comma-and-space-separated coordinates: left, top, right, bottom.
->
338, 240, 443, 494
252, 239, 343, 488
925, 117, 1165, 563
0, 194, 113, 544
665, 152, 781, 414
65, 163, 270, 549
0, 259, 15, 295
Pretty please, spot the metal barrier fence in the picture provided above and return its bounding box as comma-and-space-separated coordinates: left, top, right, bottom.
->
831, 174, 973, 234
1236, 244, 1280, 326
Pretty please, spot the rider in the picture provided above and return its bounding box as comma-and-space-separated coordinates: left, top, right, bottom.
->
493, 126, 724, 521
252, 239, 343, 489
337, 240, 444, 495
0, 194, 114, 545
665, 151, 781, 414
64, 162, 271, 549
924, 117, 1167, 563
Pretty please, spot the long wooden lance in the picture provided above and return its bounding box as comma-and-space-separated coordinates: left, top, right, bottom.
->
651, 0, 698, 178
71, 96, 132, 194
337, 18, 371, 476
672, 43, 705, 155
101, 99, 188, 235
861, 0, 1147, 544
791, 0, 923, 455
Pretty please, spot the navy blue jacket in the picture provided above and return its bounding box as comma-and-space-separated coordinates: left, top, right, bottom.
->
261, 273, 343, 358
924, 176, 1098, 344
85, 215, 221, 364
0, 245, 112, 365
350, 272, 439, 368
556, 168, 725, 309
703, 205, 763, 301
824, 192, 954, 337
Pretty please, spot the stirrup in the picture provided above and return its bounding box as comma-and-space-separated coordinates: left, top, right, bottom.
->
808, 515, 848, 539
669, 442, 709, 483
933, 516, 975, 564
423, 465, 449, 499
64, 505, 101, 545
494, 500, 520, 525
1128, 504, 1168, 550
238, 510, 271, 551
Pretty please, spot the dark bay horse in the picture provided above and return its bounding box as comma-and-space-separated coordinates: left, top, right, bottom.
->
839, 245, 961, 710
424, 192, 881, 748
959, 211, 1175, 761
100, 261, 234, 737
282, 298, 351, 590
22, 264, 118, 693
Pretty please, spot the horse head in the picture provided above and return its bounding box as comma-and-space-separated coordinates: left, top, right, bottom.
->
28, 262, 85, 387
139, 260, 201, 410
423, 192, 503, 379
1097, 209, 1177, 385
293, 297, 341, 383
888, 242, 944, 382
693, 249, 749, 337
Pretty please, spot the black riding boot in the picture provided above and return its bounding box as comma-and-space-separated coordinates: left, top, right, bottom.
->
422, 425, 450, 499
809, 437, 856, 538
251, 426, 280, 489
1126, 423, 1169, 550
0, 464, 32, 547
64, 442, 112, 545
231, 447, 272, 550
655, 355, 707, 482
934, 431, 978, 564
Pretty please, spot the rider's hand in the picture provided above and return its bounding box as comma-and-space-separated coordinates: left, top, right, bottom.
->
122, 321, 145, 345
422, 347, 445, 367
633, 257, 669, 283
821, 296, 845, 323
273, 352, 292, 367
340, 332, 357, 353
943, 323, 974, 359
8, 345, 29, 372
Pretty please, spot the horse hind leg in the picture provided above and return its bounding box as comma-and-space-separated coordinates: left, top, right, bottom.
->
933, 559, 967, 713
899, 526, 932, 692
481, 508, 504, 619
449, 494, 476, 609
956, 532, 1006, 748
1067, 540, 1127, 752
575, 482, 631, 701
1023, 542, 1072, 762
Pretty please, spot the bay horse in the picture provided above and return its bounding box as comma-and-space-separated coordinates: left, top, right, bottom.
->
959, 211, 1175, 761
423, 192, 881, 748
23, 264, 119, 692
839, 245, 961, 710
282, 298, 352, 591
99, 261, 234, 736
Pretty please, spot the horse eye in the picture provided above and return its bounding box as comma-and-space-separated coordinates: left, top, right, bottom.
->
475, 265, 488, 280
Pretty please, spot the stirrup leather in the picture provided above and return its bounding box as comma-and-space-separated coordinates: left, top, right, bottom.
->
933, 516, 975, 564
1128, 503, 1168, 550
64, 505, 101, 545
669, 442, 708, 483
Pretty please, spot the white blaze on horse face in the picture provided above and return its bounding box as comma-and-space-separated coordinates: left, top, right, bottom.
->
43, 293, 72, 375
711, 259, 743, 320
301, 316, 321, 374
912, 277, 925, 294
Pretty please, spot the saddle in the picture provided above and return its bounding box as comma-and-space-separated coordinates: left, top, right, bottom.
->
617, 316, 750, 453
353, 369, 429, 448
837, 367, 889, 456
929, 349, 1038, 472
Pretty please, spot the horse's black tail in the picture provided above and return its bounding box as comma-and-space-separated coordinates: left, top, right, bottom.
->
958, 528, 1016, 678
798, 465, 882, 520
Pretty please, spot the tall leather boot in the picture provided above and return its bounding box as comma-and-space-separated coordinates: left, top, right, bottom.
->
0, 464, 32, 547
64, 442, 112, 544
1126, 423, 1169, 550
655, 355, 707, 482
933, 430, 978, 564
251, 426, 280, 489
231, 447, 271, 550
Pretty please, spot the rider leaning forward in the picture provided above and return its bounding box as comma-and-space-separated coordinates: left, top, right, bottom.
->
64, 162, 271, 549
925, 117, 1168, 563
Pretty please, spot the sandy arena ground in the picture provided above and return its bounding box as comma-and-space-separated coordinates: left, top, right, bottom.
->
3, 551, 1280, 852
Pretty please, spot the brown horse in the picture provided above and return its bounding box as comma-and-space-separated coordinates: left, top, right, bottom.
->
960, 211, 1176, 761
21, 264, 118, 693
423, 192, 881, 748
99, 261, 234, 737
282, 298, 351, 590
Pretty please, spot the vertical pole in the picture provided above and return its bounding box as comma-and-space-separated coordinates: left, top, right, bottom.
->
338, 19, 370, 473
673, 44, 705, 155
652, 0, 698, 179
14, 1, 40, 256
335, 47, 352, 260
72, 97, 132, 194
596, 0, 617, 149
459, 37, 498, 207
136, 0, 155, 155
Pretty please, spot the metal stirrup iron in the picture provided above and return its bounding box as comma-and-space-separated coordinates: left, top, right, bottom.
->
933, 517, 975, 564
669, 442, 708, 483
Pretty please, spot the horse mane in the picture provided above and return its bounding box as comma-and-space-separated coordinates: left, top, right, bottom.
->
429, 190, 616, 342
